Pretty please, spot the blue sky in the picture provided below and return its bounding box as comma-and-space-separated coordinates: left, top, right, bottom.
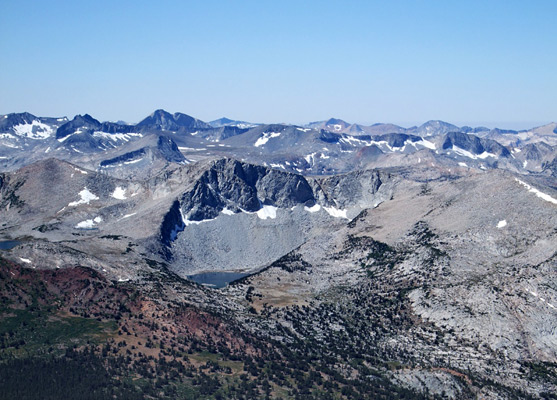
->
1, 0, 556, 129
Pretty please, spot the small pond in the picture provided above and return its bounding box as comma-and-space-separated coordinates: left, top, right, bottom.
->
0, 240, 21, 250
187, 271, 250, 289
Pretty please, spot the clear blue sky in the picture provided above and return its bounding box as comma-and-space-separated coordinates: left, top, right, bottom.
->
1, 0, 556, 129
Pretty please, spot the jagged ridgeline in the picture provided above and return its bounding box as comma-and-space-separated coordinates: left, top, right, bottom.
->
1, 110, 556, 179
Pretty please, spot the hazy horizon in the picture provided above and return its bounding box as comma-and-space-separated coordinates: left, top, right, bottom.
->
2, 107, 551, 131
2, 1, 556, 130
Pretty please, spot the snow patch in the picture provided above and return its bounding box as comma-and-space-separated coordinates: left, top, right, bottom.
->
324, 206, 348, 219
524, 288, 557, 311
415, 139, 436, 150
304, 152, 317, 165
515, 179, 557, 205
112, 187, 127, 200
121, 213, 136, 219
184, 217, 216, 226
68, 188, 99, 206
270, 163, 286, 169
75, 216, 102, 229
92, 132, 142, 142
73, 167, 88, 174
19, 257, 32, 264
256, 205, 278, 220
254, 131, 281, 147
13, 120, 53, 139
452, 146, 497, 160
458, 162, 468, 167
497, 220, 507, 228
304, 204, 321, 213
221, 208, 235, 216
340, 136, 372, 147
57, 134, 72, 142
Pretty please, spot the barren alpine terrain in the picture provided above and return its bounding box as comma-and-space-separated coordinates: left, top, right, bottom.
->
1, 111, 556, 399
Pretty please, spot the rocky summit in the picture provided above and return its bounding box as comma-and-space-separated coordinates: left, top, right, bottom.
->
0, 110, 556, 399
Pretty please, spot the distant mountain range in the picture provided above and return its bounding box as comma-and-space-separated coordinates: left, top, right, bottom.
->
1, 110, 556, 179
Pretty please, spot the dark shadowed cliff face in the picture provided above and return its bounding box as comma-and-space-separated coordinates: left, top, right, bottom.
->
160, 200, 185, 247
179, 159, 316, 221
441, 131, 511, 157
375, 133, 422, 148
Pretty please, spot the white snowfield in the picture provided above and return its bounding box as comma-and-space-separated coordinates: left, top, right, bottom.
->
339, 136, 436, 152
73, 167, 88, 174
75, 216, 102, 229
12, 120, 53, 139
270, 163, 286, 170
254, 131, 281, 147
323, 206, 349, 219
255, 205, 278, 220
112, 187, 127, 200
304, 204, 321, 213
414, 139, 436, 150
92, 132, 142, 142
452, 146, 497, 160
178, 147, 206, 151
304, 152, 317, 165
57, 128, 87, 142
68, 188, 99, 206
515, 179, 557, 205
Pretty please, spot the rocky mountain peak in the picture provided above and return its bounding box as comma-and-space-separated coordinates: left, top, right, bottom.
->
136, 109, 210, 131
